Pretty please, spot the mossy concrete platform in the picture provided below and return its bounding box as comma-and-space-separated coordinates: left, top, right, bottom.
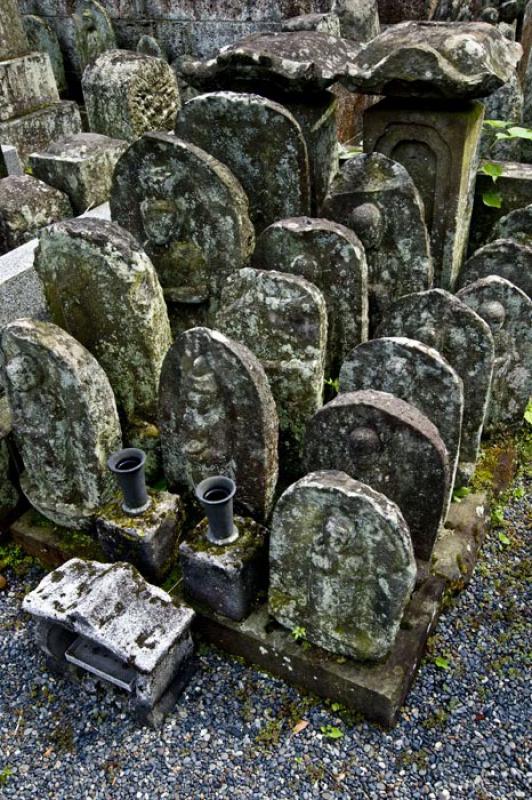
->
10, 510, 105, 568
193, 491, 488, 727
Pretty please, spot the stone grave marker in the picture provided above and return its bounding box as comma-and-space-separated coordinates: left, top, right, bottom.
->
490, 204, 532, 248
23, 13, 66, 93
59, 0, 116, 86
158, 327, 278, 520
304, 391, 450, 561
215, 268, 327, 471
457, 276, 532, 428
339, 336, 464, 495
175, 91, 311, 233
29, 133, 128, 214
110, 132, 254, 327
322, 153, 432, 333
458, 239, 532, 298
253, 216, 368, 377
0, 175, 72, 256
331, 0, 380, 42
377, 289, 495, 481
0, 0, 30, 61
34, 218, 172, 428
1, 319, 122, 529
269, 470, 416, 661
83, 50, 180, 141
0, 145, 24, 178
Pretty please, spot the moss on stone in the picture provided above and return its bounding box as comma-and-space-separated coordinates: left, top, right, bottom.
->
186, 517, 266, 564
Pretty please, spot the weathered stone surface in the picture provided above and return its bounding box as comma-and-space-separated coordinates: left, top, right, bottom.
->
0, 397, 20, 525
269, 470, 416, 660
0, 0, 29, 60
96, 490, 184, 582
137, 34, 166, 60
341, 21, 522, 99
322, 153, 432, 332
470, 161, 532, 252
215, 268, 327, 470
364, 99, 484, 290
29, 133, 127, 214
1, 319, 122, 528
159, 327, 278, 520
10, 509, 106, 568
304, 392, 450, 560
0, 52, 58, 123
34, 218, 171, 424
0, 145, 23, 178
253, 216, 368, 376
83, 50, 180, 141
332, 0, 380, 42
181, 31, 362, 95
490, 203, 532, 247
459, 238, 532, 298
23, 558, 195, 723
0, 175, 72, 256
111, 132, 254, 319
480, 72, 523, 161
282, 12, 341, 35
0, 101, 82, 165
175, 91, 311, 232
457, 276, 532, 428
23, 14, 66, 93
60, 0, 116, 83
377, 289, 494, 479
180, 516, 268, 621
339, 337, 464, 496
378, 0, 440, 24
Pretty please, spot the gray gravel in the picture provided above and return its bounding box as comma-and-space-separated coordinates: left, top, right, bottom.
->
0, 477, 530, 800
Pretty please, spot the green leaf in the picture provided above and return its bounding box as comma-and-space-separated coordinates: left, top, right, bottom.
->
324, 377, 340, 392
331, 702, 342, 712
524, 399, 532, 426
498, 531, 511, 546
434, 656, 451, 670
482, 190, 503, 209
483, 120, 512, 129
291, 625, 307, 642
320, 725, 344, 739
507, 126, 532, 141
491, 507, 505, 526
480, 162, 504, 182
453, 486, 472, 501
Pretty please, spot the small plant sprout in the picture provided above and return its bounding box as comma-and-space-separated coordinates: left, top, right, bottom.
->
291, 625, 307, 642
320, 724, 344, 739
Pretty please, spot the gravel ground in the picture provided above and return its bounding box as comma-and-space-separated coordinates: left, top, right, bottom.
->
0, 476, 530, 800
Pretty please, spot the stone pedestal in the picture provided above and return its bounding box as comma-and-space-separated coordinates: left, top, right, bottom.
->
29, 133, 128, 214
179, 517, 268, 622
23, 559, 195, 728
364, 98, 484, 291
0, 0, 82, 163
96, 490, 184, 582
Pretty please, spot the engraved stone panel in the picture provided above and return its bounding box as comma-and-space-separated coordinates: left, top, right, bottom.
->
377, 289, 495, 480
1, 319, 122, 528
253, 216, 368, 377
158, 326, 278, 520
269, 470, 416, 661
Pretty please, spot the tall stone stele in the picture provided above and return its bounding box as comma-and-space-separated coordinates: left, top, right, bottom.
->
269, 471, 416, 661
1, 319, 122, 529
340, 21, 522, 290
215, 267, 327, 473
0, 0, 81, 163
34, 218, 172, 429
304, 390, 450, 561
457, 276, 532, 430
377, 289, 495, 482
159, 327, 279, 521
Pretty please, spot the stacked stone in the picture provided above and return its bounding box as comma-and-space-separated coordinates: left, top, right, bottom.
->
0, 0, 81, 163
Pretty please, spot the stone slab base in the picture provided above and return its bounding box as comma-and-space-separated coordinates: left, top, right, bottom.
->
192, 491, 488, 727
0, 101, 81, 163
194, 575, 445, 728
10, 509, 105, 568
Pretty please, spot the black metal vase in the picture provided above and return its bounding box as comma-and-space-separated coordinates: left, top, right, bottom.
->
108, 448, 150, 516
195, 476, 238, 544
